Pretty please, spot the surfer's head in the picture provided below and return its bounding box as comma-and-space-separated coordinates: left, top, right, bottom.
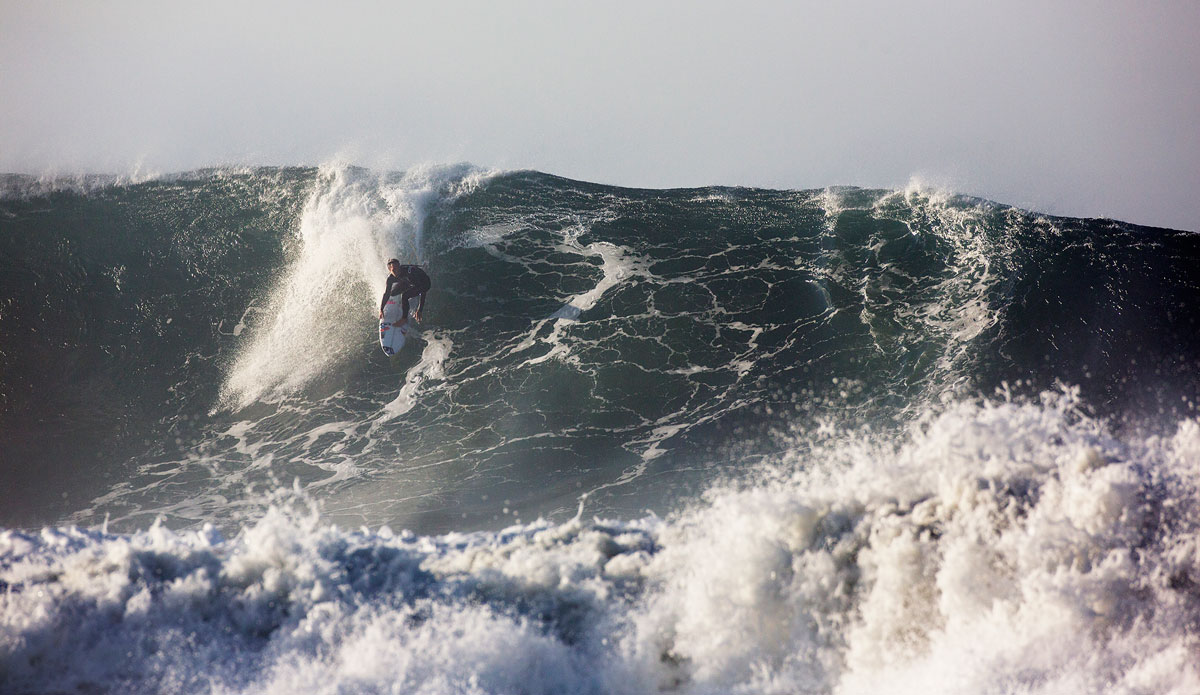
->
387, 259, 400, 274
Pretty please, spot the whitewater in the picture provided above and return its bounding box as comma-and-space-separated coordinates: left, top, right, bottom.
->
2, 164, 1199, 694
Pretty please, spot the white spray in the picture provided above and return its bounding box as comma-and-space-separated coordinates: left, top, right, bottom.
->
219, 164, 484, 409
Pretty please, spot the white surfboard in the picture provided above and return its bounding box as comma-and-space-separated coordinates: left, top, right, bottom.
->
379, 297, 414, 356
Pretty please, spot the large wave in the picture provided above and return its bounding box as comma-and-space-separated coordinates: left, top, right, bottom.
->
2, 165, 1199, 693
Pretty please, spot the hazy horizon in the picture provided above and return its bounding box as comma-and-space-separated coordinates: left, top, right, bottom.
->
3, 1, 1198, 230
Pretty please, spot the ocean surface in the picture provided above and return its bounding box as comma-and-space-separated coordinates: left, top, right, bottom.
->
2, 165, 1199, 694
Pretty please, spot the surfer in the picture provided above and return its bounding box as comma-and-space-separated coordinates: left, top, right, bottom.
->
379, 259, 430, 326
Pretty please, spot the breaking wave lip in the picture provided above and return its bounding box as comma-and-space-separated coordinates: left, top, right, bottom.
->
4, 388, 1200, 695
0, 166, 279, 200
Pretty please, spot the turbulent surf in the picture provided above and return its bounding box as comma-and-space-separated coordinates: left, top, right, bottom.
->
2, 165, 1199, 694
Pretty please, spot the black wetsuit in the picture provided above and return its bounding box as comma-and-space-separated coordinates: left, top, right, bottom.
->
380, 265, 431, 322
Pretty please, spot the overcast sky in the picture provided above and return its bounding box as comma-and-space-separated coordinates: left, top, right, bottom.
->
3, 1, 1198, 229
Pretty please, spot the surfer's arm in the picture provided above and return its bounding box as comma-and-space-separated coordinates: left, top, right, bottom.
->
380, 277, 394, 315
412, 269, 429, 320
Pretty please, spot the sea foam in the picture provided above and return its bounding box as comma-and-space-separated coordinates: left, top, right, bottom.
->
5, 390, 1199, 694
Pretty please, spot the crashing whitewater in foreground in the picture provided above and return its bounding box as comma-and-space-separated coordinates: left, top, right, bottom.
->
2, 165, 1200, 693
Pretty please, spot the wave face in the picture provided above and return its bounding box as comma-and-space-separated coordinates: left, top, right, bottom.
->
2, 166, 1200, 693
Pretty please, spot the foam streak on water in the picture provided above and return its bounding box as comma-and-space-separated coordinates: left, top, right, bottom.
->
379, 330, 454, 420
